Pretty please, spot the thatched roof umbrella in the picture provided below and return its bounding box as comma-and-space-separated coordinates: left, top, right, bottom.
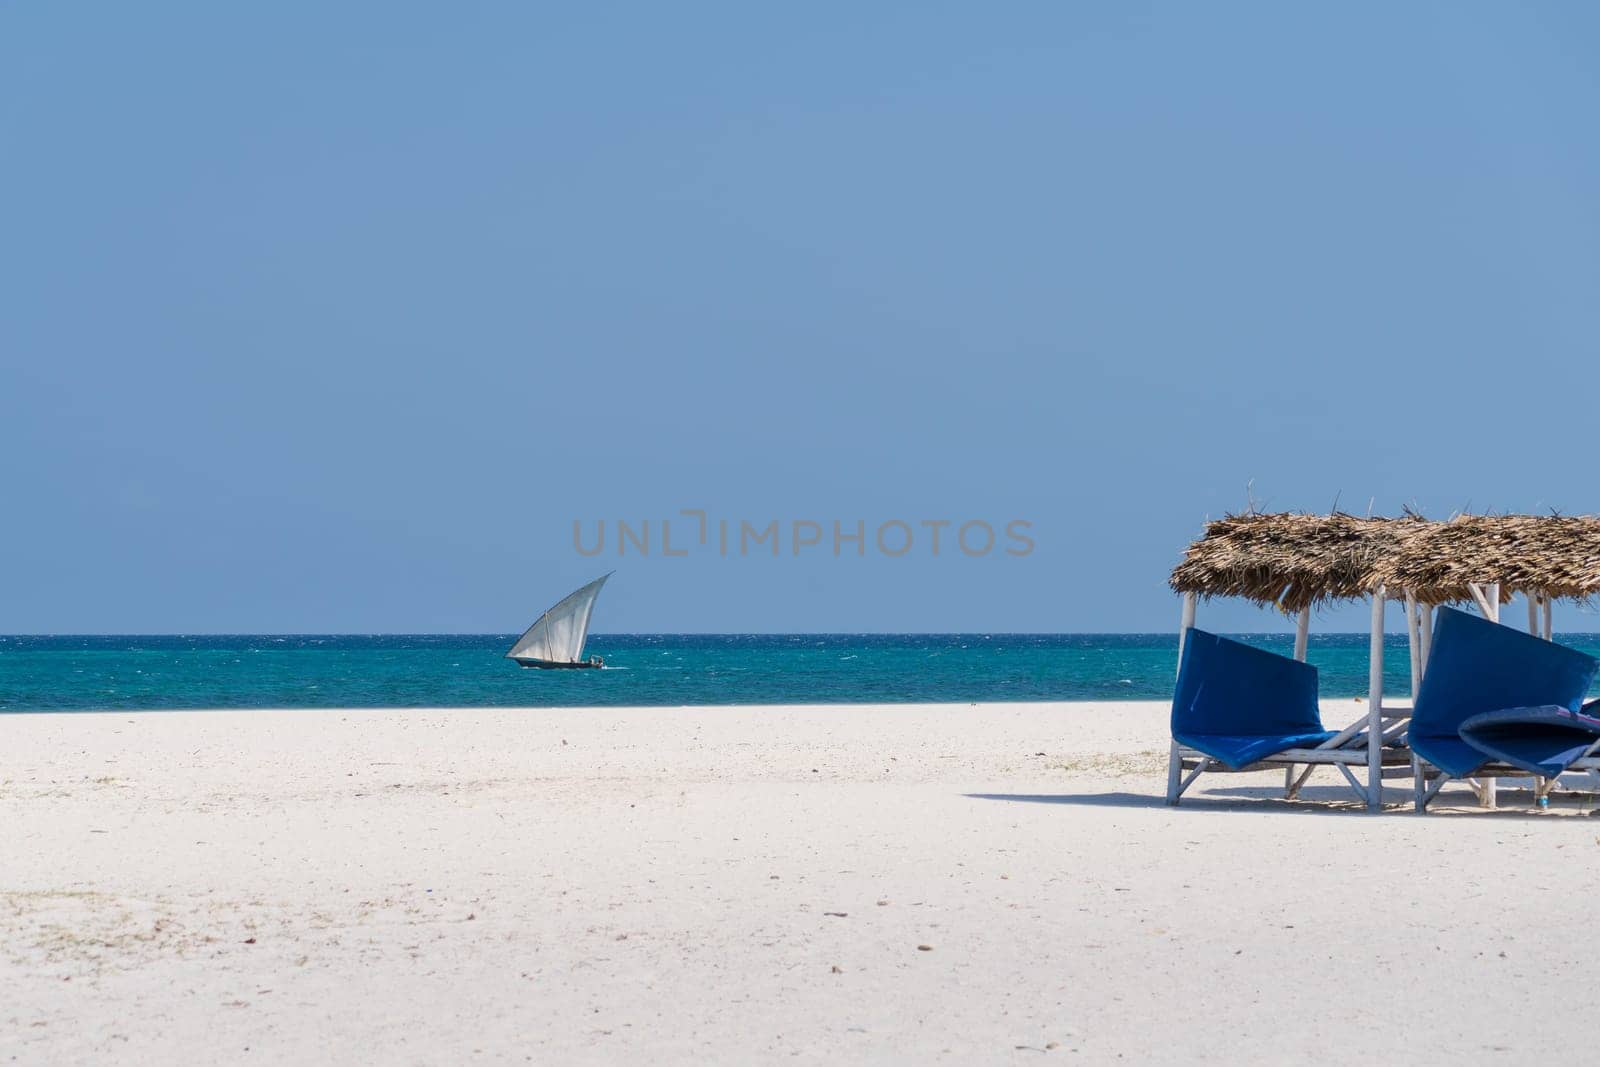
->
1169, 512, 1426, 613
1377, 514, 1600, 603
1508, 515, 1600, 601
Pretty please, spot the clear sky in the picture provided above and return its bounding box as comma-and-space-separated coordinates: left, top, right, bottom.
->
4, 2, 1600, 634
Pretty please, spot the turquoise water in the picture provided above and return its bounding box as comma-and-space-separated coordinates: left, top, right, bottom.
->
9, 633, 1600, 711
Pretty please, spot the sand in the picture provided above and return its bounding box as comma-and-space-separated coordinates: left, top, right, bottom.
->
3, 700, 1598, 1065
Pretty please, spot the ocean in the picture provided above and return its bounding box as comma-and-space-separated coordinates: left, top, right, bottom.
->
8, 632, 1600, 712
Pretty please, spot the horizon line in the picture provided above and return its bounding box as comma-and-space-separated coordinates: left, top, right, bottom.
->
4, 630, 1595, 639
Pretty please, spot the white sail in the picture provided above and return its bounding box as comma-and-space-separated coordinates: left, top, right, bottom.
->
506, 574, 611, 664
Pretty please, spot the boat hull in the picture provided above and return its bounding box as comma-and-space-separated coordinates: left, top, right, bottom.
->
513, 658, 603, 670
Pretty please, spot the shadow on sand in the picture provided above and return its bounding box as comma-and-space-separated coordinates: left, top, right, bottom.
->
965, 784, 1599, 819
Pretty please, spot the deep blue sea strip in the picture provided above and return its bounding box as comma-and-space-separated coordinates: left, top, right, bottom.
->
8, 633, 1600, 712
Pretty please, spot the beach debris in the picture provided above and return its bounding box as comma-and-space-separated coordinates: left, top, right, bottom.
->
823, 912, 847, 918
917, 944, 933, 952
242, 937, 256, 945
467, 913, 476, 921
831, 965, 843, 974
876, 900, 889, 906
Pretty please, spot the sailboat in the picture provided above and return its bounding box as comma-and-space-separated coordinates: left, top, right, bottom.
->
506, 573, 613, 669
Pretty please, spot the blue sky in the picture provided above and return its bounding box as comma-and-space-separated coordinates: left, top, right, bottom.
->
4, 2, 1599, 633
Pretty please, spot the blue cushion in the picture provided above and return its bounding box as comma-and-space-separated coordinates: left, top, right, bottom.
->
1172, 730, 1342, 770
1410, 607, 1598, 777
1171, 629, 1334, 771
1412, 735, 1500, 779
1459, 705, 1600, 778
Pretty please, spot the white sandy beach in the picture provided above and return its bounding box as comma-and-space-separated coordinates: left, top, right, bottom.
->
3, 700, 1597, 1065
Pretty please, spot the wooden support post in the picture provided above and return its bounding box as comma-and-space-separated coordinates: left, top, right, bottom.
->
1404, 592, 1421, 700
1528, 595, 1540, 636
1166, 742, 1183, 805
1543, 597, 1554, 641
1283, 604, 1311, 797
1481, 584, 1500, 808
1177, 593, 1196, 677
1169, 593, 1197, 805
1419, 602, 1433, 675
1367, 588, 1385, 810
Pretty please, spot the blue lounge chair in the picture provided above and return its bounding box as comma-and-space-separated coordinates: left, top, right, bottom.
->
1457, 706, 1600, 779
1410, 606, 1598, 811
1167, 629, 1355, 804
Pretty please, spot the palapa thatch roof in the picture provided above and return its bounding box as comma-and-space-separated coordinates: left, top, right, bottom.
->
1169, 512, 1425, 612
1172, 510, 1600, 611
1375, 514, 1600, 604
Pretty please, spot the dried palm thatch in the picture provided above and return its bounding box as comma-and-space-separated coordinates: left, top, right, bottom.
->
1169, 512, 1426, 612
1377, 514, 1600, 604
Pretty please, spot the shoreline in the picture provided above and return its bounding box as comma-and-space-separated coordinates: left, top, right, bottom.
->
4, 701, 1596, 1063
0, 693, 1397, 715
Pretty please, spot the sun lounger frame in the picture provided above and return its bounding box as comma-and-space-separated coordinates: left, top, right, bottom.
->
1166, 589, 1405, 810
1408, 589, 1600, 812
